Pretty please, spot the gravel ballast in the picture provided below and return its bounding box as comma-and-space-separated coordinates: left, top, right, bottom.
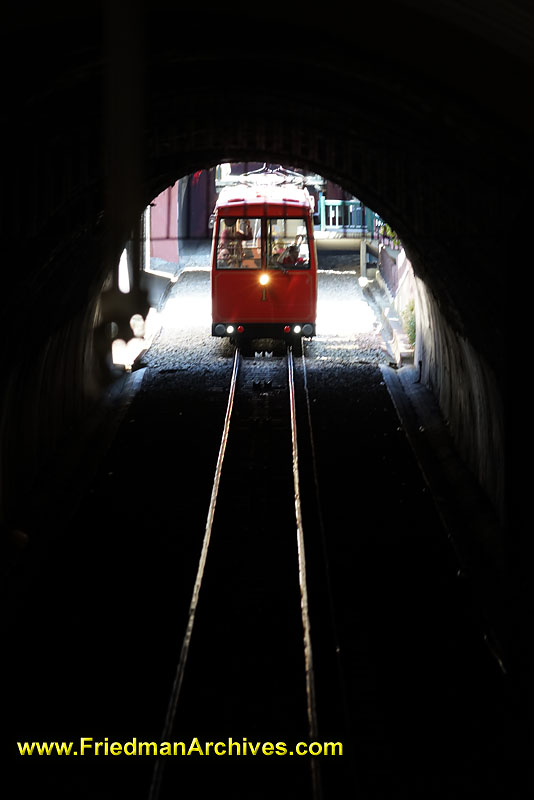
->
140, 267, 390, 376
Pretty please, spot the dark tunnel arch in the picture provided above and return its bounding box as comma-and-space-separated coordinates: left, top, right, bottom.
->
5, 3, 526, 337
2, 0, 530, 542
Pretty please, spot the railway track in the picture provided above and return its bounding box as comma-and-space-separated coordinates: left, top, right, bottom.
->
148, 344, 346, 800
4, 332, 513, 800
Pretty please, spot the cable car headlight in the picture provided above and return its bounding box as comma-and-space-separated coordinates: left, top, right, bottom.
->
259, 273, 270, 286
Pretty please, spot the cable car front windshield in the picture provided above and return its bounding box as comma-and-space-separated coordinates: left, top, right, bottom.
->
216, 216, 310, 270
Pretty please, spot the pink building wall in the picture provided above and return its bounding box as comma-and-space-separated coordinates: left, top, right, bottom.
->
150, 183, 178, 263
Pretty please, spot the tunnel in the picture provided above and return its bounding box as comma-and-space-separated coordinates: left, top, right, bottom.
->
1, 1, 528, 797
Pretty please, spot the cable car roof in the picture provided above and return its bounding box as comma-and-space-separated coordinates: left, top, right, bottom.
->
215, 183, 314, 216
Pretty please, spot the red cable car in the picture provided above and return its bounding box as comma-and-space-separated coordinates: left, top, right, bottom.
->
211, 176, 317, 346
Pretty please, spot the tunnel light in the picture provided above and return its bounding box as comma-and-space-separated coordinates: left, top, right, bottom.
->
259, 273, 270, 286
112, 337, 146, 370
111, 310, 156, 370
118, 248, 130, 294
130, 313, 145, 338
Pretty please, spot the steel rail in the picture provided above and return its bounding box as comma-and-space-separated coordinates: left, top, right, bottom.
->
148, 348, 241, 800
287, 345, 323, 800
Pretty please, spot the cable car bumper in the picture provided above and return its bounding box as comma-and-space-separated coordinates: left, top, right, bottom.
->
212, 322, 315, 338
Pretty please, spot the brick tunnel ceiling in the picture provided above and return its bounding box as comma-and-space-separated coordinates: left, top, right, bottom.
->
2, 0, 532, 378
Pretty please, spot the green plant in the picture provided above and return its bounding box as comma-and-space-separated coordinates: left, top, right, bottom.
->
401, 299, 416, 346
380, 223, 400, 247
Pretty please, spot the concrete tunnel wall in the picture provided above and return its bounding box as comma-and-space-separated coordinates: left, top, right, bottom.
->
1, 1, 528, 559
414, 277, 505, 519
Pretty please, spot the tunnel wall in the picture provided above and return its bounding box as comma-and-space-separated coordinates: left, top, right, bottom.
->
414, 278, 505, 521
0, 286, 109, 529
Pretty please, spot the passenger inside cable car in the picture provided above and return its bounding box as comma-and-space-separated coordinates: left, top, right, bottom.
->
217, 218, 259, 269
267, 220, 309, 268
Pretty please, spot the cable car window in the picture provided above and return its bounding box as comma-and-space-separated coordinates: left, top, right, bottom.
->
266, 218, 310, 269
217, 217, 262, 269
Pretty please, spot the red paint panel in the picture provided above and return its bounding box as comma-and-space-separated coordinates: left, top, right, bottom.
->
212, 270, 316, 323
218, 202, 307, 219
